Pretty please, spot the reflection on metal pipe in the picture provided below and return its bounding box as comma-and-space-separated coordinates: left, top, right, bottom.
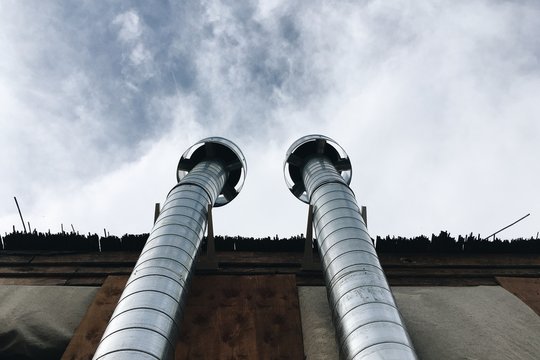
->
93, 137, 246, 360
284, 135, 417, 360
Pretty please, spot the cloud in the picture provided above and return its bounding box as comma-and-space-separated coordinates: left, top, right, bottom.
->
113, 10, 143, 42
112, 9, 155, 82
1, 1, 539, 240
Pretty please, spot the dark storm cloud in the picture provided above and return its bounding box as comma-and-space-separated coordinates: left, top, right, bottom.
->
0, 0, 320, 223
1, 0, 539, 239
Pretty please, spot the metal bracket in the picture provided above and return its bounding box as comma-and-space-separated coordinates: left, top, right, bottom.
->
361, 205, 368, 228
153, 203, 161, 224
199, 204, 218, 269
302, 205, 320, 271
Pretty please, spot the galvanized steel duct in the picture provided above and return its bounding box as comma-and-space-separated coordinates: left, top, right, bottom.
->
93, 137, 246, 360
284, 135, 417, 360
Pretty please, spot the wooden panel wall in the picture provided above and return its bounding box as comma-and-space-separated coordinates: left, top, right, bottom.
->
497, 277, 540, 315
63, 275, 304, 360
176, 275, 304, 360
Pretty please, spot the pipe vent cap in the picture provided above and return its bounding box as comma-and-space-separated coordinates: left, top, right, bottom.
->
177, 137, 247, 207
284, 134, 352, 203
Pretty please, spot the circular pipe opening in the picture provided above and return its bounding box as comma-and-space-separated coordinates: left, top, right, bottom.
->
177, 137, 247, 207
284, 134, 352, 203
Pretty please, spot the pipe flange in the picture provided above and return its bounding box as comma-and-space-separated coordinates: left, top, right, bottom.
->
284, 134, 352, 203
177, 137, 247, 207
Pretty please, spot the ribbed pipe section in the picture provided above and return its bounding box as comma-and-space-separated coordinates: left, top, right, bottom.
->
303, 156, 417, 360
92, 160, 227, 360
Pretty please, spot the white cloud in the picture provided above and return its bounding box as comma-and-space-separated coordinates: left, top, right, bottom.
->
112, 9, 155, 80
113, 10, 143, 43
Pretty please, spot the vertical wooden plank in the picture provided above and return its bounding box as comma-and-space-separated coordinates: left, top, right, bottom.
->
253, 275, 304, 360
61, 276, 128, 360
496, 277, 540, 315
176, 276, 258, 359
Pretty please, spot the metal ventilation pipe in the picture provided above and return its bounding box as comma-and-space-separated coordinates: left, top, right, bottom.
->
284, 135, 417, 360
93, 137, 247, 360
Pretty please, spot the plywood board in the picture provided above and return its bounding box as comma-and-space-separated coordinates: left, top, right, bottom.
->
497, 277, 540, 315
176, 275, 304, 360
61, 276, 128, 360
62, 275, 304, 360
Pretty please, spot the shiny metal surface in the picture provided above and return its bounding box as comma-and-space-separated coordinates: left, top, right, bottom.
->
284, 135, 417, 360
93, 137, 246, 360
177, 136, 247, 207
284, 134, 352, 203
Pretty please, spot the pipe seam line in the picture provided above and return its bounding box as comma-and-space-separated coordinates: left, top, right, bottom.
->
284, 134, 417, 360
93, 137, 246, 360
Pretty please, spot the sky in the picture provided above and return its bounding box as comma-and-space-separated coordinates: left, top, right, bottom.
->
1, 0, 539, 240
